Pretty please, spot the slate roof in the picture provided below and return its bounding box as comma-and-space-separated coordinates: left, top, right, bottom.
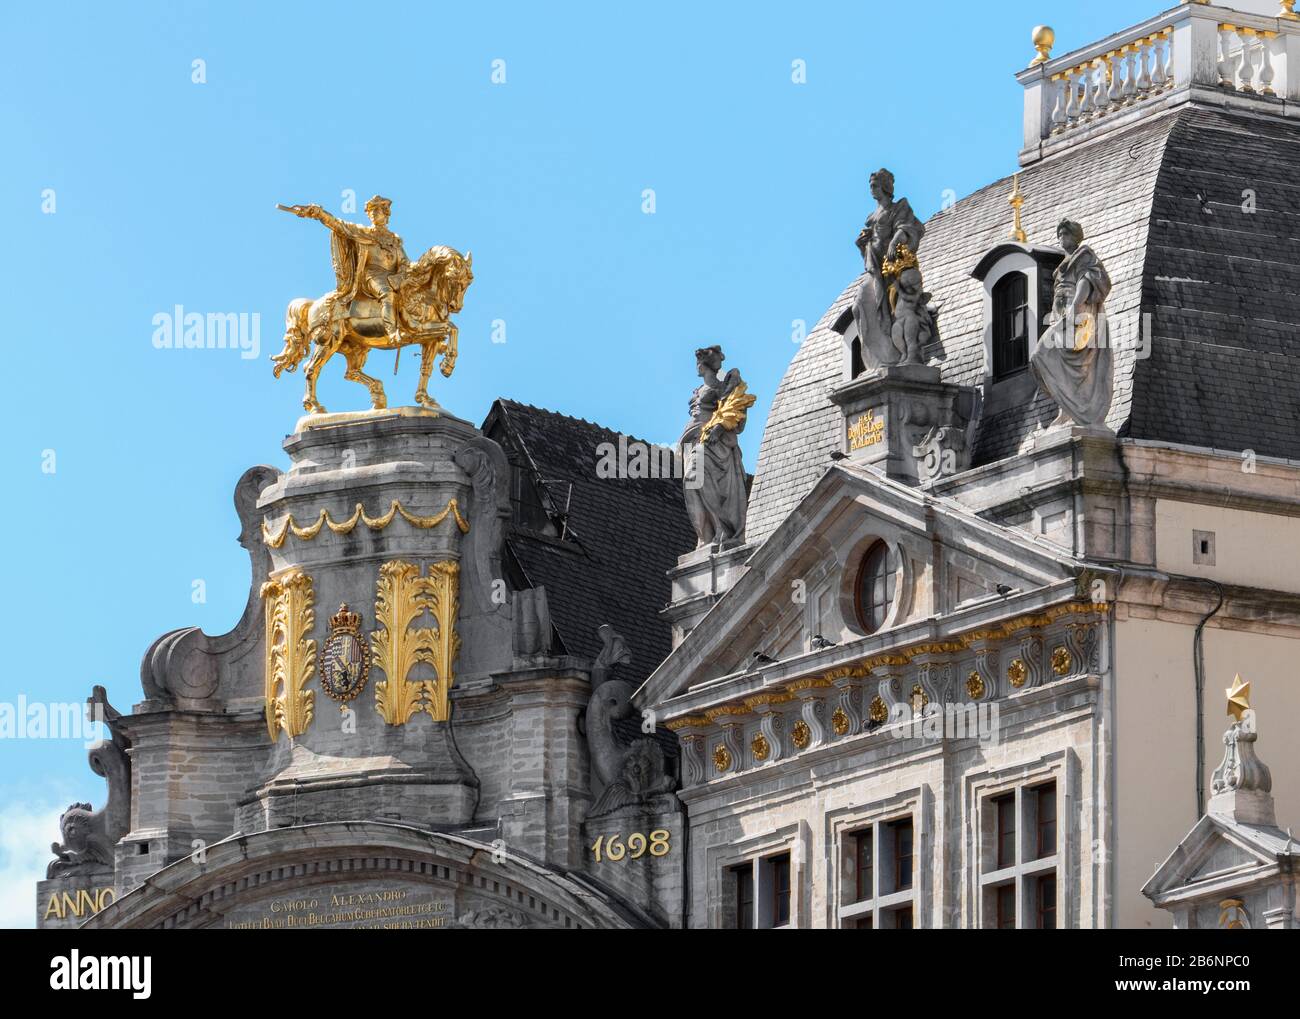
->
1132, 107, 1300, 456
483, 399, 695, 685
747, 103, 1299, 546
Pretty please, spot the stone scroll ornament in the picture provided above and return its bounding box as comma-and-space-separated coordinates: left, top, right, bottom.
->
1029, 218, 1113, 429
677, 346, 756, 549
851, 168, 940, 370
47, 687, 131, 878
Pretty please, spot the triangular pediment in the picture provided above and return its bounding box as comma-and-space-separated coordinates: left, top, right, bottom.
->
637, 462, 1081, 707
1143, 813, 1287, 905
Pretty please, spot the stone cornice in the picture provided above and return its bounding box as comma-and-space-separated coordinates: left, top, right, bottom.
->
662, 593, 1107, 726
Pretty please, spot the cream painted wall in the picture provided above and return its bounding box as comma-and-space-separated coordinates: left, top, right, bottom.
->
1154, 500, 1300, 594
1115, 617, 1300, 928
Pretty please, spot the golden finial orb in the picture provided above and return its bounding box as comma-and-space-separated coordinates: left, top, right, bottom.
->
1031, 25, 1055, 65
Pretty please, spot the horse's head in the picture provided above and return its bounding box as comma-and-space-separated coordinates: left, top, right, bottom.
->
403, 246, 474, 325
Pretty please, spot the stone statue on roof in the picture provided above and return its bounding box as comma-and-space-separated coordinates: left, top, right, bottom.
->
678, 345, 755, 549
851, 168, 937, 371
1031, 218, 1113, 430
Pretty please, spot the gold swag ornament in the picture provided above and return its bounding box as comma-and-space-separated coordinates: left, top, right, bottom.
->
271, 196, 473, 415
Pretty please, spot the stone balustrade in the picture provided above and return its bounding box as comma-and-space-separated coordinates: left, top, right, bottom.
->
1019, 3, 1300, 161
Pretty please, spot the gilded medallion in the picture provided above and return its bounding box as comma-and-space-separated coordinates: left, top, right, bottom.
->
319, 603, 371, 708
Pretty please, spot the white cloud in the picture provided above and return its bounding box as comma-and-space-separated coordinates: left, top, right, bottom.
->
0, 800, 67, 929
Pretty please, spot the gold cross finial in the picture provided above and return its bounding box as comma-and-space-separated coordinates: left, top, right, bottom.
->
1226, 674, 1251, 722
1009, 174, 1027, 243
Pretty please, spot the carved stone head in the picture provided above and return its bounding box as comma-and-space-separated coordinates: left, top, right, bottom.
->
694, 345, 724, 376
1057, 218, 1084, 253
869, 168, 896, 203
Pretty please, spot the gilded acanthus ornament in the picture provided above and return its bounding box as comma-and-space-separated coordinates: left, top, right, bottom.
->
371, 559, 462, 725
262, 571, 317, 740
271, 196, 474, 415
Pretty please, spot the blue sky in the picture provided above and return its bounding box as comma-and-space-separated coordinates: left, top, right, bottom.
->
0, 0, 1142, 924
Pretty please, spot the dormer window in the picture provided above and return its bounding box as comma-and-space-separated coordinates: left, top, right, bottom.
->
971, 242, 1062, 387
991, 272, 1030, 380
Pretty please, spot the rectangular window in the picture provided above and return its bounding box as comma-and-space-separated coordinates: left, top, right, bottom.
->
892, 905, 913, 930
890, 819, 913, 892
992, 272, 1030, 379
1036, 783, 1057, 859
854, 829, 874, 903
853, 915, 874, 930
1036, 873, 1057, 930
770, 853, 791, 928
996, 883, 1016, 930
732, 863, 753, 930
996, 793, 1016, 869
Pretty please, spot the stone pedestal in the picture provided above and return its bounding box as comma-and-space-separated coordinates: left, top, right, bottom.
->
663, 542, 752, 647
830, 365, 980, 484
245, 407, 497, 831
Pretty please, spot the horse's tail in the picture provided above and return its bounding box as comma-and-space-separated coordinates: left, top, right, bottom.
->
271, 298, 312, 377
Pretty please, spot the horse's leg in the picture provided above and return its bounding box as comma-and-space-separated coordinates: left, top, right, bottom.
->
440, 324, 458, 378
414, 339, 440, 409
302, 331, 339, 414
343, 344, 387, 410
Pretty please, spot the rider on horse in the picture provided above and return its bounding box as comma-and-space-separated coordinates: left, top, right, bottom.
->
293, 195, 410, 347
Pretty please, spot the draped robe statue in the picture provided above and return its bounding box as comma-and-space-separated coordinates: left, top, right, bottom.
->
1031, 219, 1113, 429
679, 346, 755, 549
851, 168, 933, 370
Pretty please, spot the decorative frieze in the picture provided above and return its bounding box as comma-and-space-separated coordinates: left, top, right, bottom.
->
661, 600, 1109, 786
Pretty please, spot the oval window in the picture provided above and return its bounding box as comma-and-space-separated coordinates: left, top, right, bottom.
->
855, 541, 898, 634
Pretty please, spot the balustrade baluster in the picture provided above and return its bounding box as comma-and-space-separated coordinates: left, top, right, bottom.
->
1122, 46, 1138, 102
1259, 33, 1277, 97
1136, 39, 1152, 95
1238, 30, 1257, 94
1051, 74, 1067, 133
1107, 51, 1124, 109
1218, 26, 1236, 88
1078, 66, 1094, 120
1153, 31, 1171, 91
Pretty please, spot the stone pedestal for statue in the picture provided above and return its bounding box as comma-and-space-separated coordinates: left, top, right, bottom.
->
830, 365, 981, 484
663, 542, 752, 648
236, 407, 506, 831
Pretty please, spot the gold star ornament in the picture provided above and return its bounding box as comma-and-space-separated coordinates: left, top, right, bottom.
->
1226, 674, 1251, 722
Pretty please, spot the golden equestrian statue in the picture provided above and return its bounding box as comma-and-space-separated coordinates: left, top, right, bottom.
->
270, 195, 473, 414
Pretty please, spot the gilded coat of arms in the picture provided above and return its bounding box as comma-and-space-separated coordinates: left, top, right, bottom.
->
319, 603, 371, 708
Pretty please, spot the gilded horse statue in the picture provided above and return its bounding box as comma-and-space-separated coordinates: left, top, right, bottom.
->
270, 198, 473, 414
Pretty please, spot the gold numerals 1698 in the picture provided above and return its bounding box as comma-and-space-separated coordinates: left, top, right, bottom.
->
590, 830, 671, 863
